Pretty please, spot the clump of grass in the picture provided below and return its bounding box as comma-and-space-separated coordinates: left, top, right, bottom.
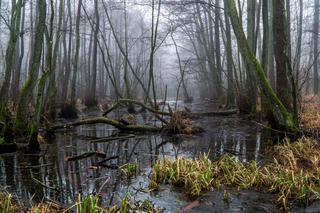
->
164, 111, 203, 135
72, 194, 163, 213
0, 192, 17, 213
134, 199, 163, 213
74, 194, 104, 213
120, 161, 138, 178
150, 137, 320, 209
150, 154, 214, 197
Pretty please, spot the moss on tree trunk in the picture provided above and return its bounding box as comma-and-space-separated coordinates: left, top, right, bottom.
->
14, 0, 47, 138
225, 0, 297, 132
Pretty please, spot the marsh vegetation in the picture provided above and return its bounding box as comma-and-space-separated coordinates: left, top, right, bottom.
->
1, 0, 320, 212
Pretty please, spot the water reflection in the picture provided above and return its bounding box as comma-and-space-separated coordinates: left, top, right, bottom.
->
0, 115, 269, 211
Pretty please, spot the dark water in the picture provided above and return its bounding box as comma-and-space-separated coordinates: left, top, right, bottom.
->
0, 101, 315, 212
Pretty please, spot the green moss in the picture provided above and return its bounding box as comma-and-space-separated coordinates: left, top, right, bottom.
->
225, 0, 297, 132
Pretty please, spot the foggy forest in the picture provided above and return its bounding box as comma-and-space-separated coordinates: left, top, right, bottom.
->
0, 0, 320, 212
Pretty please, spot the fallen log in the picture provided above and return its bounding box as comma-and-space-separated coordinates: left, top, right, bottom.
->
98, 155, 119, 166
103, 99, 171, 116
51, 117, 161, 132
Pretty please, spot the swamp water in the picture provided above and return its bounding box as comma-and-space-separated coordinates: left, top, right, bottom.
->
0, 102, 318, 212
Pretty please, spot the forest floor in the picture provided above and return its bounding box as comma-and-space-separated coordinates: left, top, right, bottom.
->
299, 95, 320, 136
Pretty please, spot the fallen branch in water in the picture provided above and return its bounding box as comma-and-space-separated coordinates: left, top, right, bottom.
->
51, 117, 162, 132
51, 103, 236, 135
65, 151, 106, 161
90, 134, 136, 143
98, 155, 119, 167
103, 99, 171, 116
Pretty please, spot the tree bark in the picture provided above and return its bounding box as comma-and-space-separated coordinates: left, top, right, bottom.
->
225, 0, 296, 131
70, 0, 82, 106
0, 0, 23, 102
224, 0, 235, 107
14, 0, 46, 134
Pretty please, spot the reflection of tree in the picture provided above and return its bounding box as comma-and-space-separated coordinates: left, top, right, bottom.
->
3, 155, 15, 186
0, 128, 182, 208
19, 155, 44, 203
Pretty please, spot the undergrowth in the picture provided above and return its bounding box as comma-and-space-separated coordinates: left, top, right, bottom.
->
150, 137, 320, 209
0, 192, 18, 213
0, 193, 163, 213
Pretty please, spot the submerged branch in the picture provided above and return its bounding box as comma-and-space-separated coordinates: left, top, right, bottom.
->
65, 151, 106, 161
191, 109, 238, 116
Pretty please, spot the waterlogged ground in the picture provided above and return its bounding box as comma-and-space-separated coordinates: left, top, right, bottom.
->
0, 101, 317, 212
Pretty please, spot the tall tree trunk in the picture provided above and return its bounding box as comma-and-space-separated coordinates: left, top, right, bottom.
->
11, 0, 25, 101
293, 0, 303, 75
123, 0, 131, 101
225, 0, 297, 131
261, 0, 268, 72
14, 0, 46, 135
87, 0, 99, 107
285, 0, 292, 63
70, 0, 82, 106
147, 0, 162, 105
0, 0, 23, 103
268, 0, 275, 88
273, 0, 292, 111
46, 0, 63, 120
244, 0, 258, 114
214, 0, 223, 96
224, 0, 235, 107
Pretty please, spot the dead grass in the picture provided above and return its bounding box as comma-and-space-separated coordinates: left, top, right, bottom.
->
150, 137, 320, 209
164, 111, 204, 135
0, 191, 19, 213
